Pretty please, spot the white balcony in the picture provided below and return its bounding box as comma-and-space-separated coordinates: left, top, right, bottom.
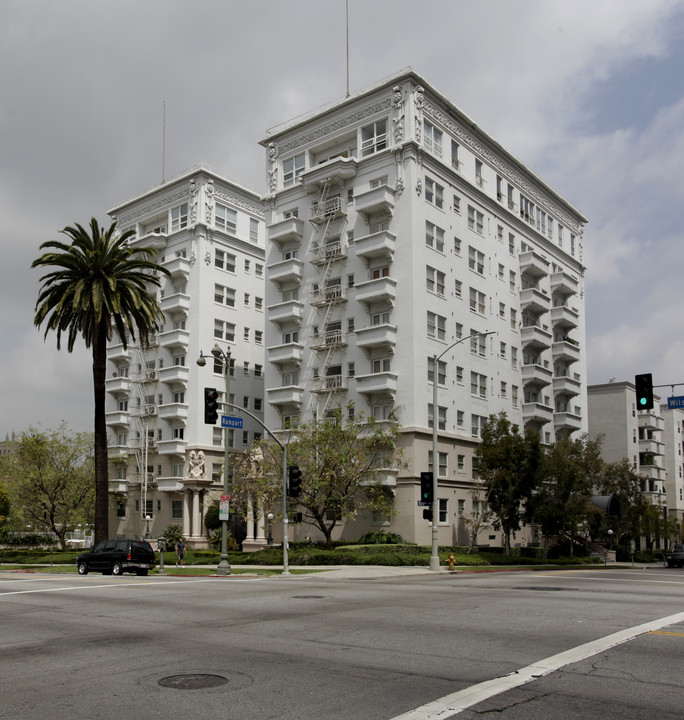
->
552, 374, 581, 397
105, 411, 130, 428
354, 184, 395, 218
106, 376, 131, 394
158, 365, 189, 386
311, 329, 347, 351
131, 403, 157, 417
639, 464, 665, 481
520, 324, 552, 350
267, 385, 304, 406
137, 232, 168, 250
302, 156, 358, 191
159, 328, 190, 351
267, 343, 304, 367
160, 293, 190, 315
552, 340, 580, 364
355, 324, 397, 352
360, 469, 398, 488
312, 374, 347, 393
163, 255, 191, 278
519, 249, 550, 280
108, 480, 129, 493
107, 343, 130, 362
550, 304, 579, 329
521, 363, 553, 388
554, 411, 582, 433
522, 402, 553, 427
520, 287, 550, 315
268, 258, 303, 285
157, 477, 184, 492
353, 230, 396, 262
639, 438, 665, 456
268, 300, 303, 327
157, 403, 189, 421
310, 239, 346, 265
157, 439, 187, 456
268, 216, 304, 247
550, 271, 578, 297
355, 372, 398, 396
355, 277, 397, 307
638, 412, 664, 431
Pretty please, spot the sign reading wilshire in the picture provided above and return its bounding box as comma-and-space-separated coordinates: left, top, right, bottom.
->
668, 396, 684, 410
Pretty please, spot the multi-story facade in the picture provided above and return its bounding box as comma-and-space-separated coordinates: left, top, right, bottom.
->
105, 166, 266, 545
588, 380, 668, 512
261, 70, 588, 545
660, 404, 684, 529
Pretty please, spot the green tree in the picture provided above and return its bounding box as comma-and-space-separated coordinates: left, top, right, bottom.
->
595, 458, 648, 548
533, 434, 604, 555
232, 410, 402, 549
32, 219, 169, 543
0, 425, 95, 549
475, 413, 543, 555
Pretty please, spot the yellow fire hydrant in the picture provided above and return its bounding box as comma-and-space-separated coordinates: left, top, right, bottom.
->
448, 553, 455, 571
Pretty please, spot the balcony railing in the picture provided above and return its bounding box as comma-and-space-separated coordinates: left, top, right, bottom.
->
309, 196, 345, 223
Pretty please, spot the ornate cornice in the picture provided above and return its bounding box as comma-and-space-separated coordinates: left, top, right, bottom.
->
213, 188, 265, 219
117, 189, 189, 225
278, 98, 393, 155
423, 99, 583, 235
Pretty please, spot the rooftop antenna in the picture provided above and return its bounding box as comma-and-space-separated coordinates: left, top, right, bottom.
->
345, 0, 350, 98
161, 100, 166, 185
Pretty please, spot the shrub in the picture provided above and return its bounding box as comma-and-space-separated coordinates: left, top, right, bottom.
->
357, 530, 406, 545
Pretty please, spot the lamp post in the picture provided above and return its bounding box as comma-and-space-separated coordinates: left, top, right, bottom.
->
197, 344, 232, 576
430, 330, 495, 571
267, 513, 274, 546
144, 515, 152, 539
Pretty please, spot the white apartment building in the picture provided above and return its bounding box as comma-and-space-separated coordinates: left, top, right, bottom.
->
588, 380, 669, 519
661, 404, 684, 529
261, 70, 588, 546
105, 166, 266, 545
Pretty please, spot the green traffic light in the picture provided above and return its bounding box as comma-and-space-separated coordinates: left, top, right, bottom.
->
639, 397, 647, 406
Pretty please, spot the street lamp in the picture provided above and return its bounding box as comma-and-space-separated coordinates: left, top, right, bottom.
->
430, 330, 495, 571
197, 343, 232, 576
267, 513, 274, 546
144, 515, 152, 539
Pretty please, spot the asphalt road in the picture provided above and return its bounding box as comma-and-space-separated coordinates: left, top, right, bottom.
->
1, 566, 683, 720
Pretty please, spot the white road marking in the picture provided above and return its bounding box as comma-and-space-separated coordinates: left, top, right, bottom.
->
389, 610, 684, 720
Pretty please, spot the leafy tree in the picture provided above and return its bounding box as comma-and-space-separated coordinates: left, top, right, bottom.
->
533, 434, 604, 555
32, 219, 169, 542
475, 413, 543, 554
595, 458, 648, 548
231, 409, 402, 549
0, 483, 10, 527
0, 425, 95, 549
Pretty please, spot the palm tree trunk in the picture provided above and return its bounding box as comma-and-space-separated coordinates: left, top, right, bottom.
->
93, 329, 109, 543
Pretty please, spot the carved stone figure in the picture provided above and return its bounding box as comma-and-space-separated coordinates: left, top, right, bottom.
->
268, 143, 278, 193
188, 450, 206, 479
189, 179, 198, 224
204, 179, 214, 223
248, 446, 264, 477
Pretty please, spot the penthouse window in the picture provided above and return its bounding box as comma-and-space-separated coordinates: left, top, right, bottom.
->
170, 203, 188, 232
215, 204, 237, 233
283, 153, 305, 187
423, 120, 443, 157
361, 119, 388, 156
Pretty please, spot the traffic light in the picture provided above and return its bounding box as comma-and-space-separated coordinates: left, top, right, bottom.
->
423, 508, 433, 521
204, 387, 219, 424
288, 465, 303, 497
420, 471, 434, 505
635, 374, 654, 411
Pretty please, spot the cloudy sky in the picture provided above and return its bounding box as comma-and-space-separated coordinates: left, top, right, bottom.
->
2, 0, 684, 436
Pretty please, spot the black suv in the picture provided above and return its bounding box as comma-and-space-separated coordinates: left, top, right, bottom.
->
666, 544, 684, 568
77, 539, 156, 576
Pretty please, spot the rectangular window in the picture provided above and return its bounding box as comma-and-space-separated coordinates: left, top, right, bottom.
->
427, 358, 447, 385
250, 218, 259, 242
361, 119, 388, 156
468, 246, 485, 275
467, 205, 484, 234
171, 500, 183, 519
511, 347, 518, 369
475, 159, 483, 186
509, 270, 516, 291
426, 221, 445, 252
254, 330, 263, 345
510, 308, 517, 330
428, 450, 448, 478
427, 312, 446, 340
470, 372, 487, 398
426, 266, 445, 296
470, 331, 486, 356
508, 233, 516, 255
454, 237, 462, 255
438, 498, 448, 524
469, 288, 486, 315
214, 284, 236, 307
283, 153, 305, 186
214, 320, 235, 342
215, 204, 237, 233
214, 249, 236, 272
372, 358, 391, 374
423, 120, 443, 157
451, 139, 460, 170
512, 385, 519, 407
454, 279, 462, 298
471, 415, 486, 439
428, 404, 447, 431
425, 177, 444, 209
457, 455, 465, 471
170, 203, 188, 232
255, 297, 263, 311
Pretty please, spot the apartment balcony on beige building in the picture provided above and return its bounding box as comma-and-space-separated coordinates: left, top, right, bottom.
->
519, 249, 550, 280
268, 216, 304, 247
267, 342, 304, 367
157, 402, 189, 422
638, 412, 664, 432
309, 196, 347, 224
552, 339, 580, 364
520, 286, 550, 315
157, 439, 187, 456
162, 254, 191, 279
311, 374, 348, 394
355, 323, 397, 353
311, 284, 347, 306
639, 436, 665, 456
159, 327, 190, 351
310, 238, 347, 266
311, 328, 347, 352
550, 270, 579, 298
106, 375, 131, 395
550, 303, 579, 329
354, 183, 395, 218
267, 300, 304, 326
355, 371, 398, 397
554, 411, 583, 433
266, 385, 304, 407
522, 401, 554, 427
158, 365, 189, 386
105, 411, 130, 428
522, 362, 553, 388
353, 230, 396, 263
108, 343, 131, 362
520, 322, 552, 351
355, 276, 397, 307
268, 257, 303, 285
302, 156, 358, 192
553, 373, 582, 397
160, 292, 190, 316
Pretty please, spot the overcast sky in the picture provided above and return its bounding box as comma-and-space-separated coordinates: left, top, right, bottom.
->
2, 0, 684, 437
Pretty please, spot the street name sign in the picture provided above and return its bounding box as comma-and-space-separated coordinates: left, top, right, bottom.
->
221, 415, 244, 429
668, 396, 684, 410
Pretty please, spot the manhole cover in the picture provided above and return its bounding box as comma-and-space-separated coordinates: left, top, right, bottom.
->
159, 674, 228, 690
292, 595, 325, 599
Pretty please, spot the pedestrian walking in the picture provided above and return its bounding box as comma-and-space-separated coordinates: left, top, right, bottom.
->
176, 538, 186, 567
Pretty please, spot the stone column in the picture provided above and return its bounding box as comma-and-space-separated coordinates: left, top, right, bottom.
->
255, 507, 267, 543
192, 490, 201, 538
182, 490, 192, 538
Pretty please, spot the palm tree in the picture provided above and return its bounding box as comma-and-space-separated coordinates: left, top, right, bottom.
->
32, 218, 170, 543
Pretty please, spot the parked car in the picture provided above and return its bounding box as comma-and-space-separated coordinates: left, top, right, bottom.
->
665, 544, 684, 568
77, 539, 156, 576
